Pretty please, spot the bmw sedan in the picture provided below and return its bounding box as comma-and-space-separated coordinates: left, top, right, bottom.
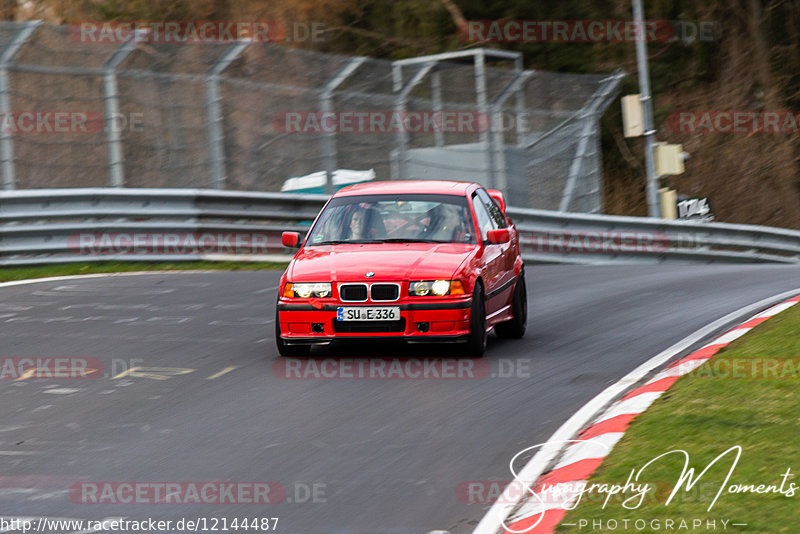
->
275, 180, 527, 357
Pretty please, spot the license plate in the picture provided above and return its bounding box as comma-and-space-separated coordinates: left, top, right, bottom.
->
336, 306, 400, 322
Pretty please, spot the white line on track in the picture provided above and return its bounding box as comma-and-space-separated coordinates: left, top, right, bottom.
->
592, 391, 664, 424
0, 270, 271, 292
553, 432, 625, 469
473, 286, 800, 534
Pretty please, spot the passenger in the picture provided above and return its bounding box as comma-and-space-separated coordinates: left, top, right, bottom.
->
421, 204, 463, 241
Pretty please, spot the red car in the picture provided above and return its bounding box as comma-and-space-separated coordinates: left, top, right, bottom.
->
275, 180, 527, 357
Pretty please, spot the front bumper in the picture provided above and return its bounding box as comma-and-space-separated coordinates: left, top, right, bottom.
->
277, 298, 472, 345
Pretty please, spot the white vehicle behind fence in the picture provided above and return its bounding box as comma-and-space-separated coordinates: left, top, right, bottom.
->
280, 169, 375, 194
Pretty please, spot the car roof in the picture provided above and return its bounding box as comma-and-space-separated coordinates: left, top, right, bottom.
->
334, 180, 476, 197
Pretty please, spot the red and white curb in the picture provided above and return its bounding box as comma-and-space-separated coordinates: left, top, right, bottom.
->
485, 293, 800, 534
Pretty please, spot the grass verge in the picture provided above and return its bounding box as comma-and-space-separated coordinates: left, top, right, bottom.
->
557, 302, 800, 534
0, 261, 288, 282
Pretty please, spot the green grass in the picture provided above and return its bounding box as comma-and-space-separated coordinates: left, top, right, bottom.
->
557, 303, 800, 534
0, 261, 288, 282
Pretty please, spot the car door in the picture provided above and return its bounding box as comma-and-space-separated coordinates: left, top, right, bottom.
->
471, 191, 506, 315
474, 188, 516, 314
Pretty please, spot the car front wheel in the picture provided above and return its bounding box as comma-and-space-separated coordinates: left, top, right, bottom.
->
464, 283, 487, 357
495, 271, 527, 339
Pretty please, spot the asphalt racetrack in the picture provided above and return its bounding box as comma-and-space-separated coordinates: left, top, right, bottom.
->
2, 264, 800, 534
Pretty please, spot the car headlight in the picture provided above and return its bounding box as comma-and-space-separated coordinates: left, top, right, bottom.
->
409, 280, 465, 296
284, 282, 332, 298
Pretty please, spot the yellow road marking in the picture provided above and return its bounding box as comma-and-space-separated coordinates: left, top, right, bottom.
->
14, 367, 100, 381
111, 367, 140, 379
15, 368, 36, 381
206, 366, 238, 380
111, 367, 194, 380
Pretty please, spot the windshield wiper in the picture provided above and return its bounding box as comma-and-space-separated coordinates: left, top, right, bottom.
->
311, 238, 444, 245
376, 238, 442, 243
311, 239, 383, 245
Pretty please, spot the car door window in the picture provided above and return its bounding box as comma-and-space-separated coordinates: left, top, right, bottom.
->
472, 194, 496, 242
476, 188, 507, 229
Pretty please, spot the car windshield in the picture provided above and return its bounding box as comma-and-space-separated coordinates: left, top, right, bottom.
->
306, 194, 475, 245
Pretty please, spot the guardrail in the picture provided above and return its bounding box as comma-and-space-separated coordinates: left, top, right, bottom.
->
0, 188, 326, 266
0, 188, 798, 266
507, 207, 800, 264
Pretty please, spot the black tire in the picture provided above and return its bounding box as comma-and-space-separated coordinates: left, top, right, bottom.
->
464, 283, 488, 357
275, 310, 311, 357
495, 271, 527, 339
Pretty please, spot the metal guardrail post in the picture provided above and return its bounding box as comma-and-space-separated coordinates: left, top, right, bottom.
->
0, 21, 41, 190
320, 57, 366, 195
103, 30, 145, 188
206, 41, 250, 190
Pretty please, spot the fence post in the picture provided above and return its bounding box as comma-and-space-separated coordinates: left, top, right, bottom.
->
490, 70, 532, 192
514, 56, 527, 146
320, 57, 366, 195
206, 41, 250, 190
0, 21, 41, 190
393, 62, 435, 181
391, 63, 404, 180
559, 73, 624, 212
431, 70, 444, 147
473, 50, 496, 188
103, 30, 144, 188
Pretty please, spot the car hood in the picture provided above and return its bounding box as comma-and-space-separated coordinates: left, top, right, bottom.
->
289, 243, 477, 282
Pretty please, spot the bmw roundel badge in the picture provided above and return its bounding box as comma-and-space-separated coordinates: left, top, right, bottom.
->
365, 272, 375, 278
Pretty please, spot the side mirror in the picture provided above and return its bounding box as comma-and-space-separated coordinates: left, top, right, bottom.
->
487, 189, 506, 213
281, 231, 300, 248
487, 228, 510, 244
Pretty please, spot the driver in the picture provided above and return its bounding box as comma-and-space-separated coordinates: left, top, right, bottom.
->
348, 206, 385, 240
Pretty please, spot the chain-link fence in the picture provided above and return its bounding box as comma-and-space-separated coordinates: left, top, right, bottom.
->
0, 21, 622, 212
